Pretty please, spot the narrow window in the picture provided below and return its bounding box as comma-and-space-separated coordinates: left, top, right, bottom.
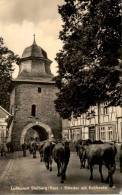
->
103, 107, 108, 115
38, 87, 41, 93
100, 126, 105, 140
31, 105, 36, 116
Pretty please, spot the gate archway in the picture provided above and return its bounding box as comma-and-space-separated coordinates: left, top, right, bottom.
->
20, 121, 52, 145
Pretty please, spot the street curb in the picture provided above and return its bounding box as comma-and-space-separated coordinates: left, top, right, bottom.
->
0, 159, 14, 183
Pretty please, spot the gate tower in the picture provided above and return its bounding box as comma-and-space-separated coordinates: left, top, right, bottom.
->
10, 37, 62, 150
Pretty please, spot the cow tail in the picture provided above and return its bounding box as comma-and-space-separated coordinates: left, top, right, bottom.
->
45, 146, 50, 157
114, 145, 117, 158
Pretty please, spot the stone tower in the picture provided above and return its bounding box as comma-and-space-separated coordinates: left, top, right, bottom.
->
10, 37, 62, 149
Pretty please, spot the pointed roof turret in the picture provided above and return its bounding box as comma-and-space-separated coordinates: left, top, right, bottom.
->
33, 34, 36, 45
15, 36, 53, 83
21, 35, 47, 59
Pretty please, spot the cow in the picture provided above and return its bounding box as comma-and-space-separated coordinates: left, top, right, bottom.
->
75, 139, 82, 155
76, 139, 92, 169
38, 141, 46, 162
28, 140, 38, 158
53, 141, 70, 183
119, 145, 122, 173
78, 144, 86, 169
6, 142, 14, 152
115, 143, 122, 173
21, 142, 27, 157
92, 140, 104, 144
43, 140, 55, 171
28, 141, 33, 154
75, 139, 92, 156
78, 140, 103, 169
31, 140, 38, 158
82, 139, 93, 146
86, 143, 117, 187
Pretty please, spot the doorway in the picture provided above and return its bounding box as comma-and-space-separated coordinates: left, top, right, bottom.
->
89, 127, 96, 141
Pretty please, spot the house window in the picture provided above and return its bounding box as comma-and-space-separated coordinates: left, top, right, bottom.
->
15, 105, 18, 110
103, 107, 108, 115
71, 130, 74, 140
82, 134, 85, 139
31, 105, 36, 116
77, 133, 79, 140
108, 126, 113, 141
103, 102, 108, 115
100, 126, 105, 140
38, 87, 41, 93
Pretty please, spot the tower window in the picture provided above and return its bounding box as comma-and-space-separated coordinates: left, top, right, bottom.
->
31, 105, 36, 116
38, 87, 41, 93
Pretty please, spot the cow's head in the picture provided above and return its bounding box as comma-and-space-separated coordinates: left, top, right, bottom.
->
64, 140, 70, 148
79, 145, 86, 156
78, 145, 86, 168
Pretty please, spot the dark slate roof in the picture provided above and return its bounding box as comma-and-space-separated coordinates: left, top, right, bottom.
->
22, 40, 47, 59
0, 106, 12, 117
13, 76, 55, 84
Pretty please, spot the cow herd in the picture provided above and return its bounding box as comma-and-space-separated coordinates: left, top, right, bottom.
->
21, 139, 122, 187
22, 140, 70, 183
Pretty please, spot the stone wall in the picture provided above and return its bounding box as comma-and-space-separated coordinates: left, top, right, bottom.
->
11, 82, 62, 149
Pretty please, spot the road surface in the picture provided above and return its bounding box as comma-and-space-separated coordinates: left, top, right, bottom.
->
0, 151, 122, 194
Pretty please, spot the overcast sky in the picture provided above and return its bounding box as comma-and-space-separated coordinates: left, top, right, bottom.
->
0, 0, 64, 78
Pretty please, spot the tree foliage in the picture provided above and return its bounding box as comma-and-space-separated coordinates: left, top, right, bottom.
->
0, 37, 18, 110
54, 0, 121, 119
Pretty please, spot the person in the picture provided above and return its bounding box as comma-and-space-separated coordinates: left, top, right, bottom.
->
0, 144, 6, 157
22, 142, 27, 157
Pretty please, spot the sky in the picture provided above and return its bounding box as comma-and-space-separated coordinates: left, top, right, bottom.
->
0, 0, 64, 78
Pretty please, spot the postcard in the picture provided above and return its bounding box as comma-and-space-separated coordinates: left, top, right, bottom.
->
0, 0, 121, 194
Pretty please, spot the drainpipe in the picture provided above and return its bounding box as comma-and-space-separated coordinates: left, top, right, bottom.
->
116, 117, 119, 142
98, 102, 100, 140
68, 128, 71, 141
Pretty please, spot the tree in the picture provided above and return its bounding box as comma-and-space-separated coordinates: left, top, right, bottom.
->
54, 0, 121, 119
0, 37, 18, 110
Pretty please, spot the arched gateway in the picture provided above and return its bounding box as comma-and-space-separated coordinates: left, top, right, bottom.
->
10, 37, 62, 150
20, 122, 52, 145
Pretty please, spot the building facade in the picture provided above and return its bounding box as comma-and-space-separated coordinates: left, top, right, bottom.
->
10, 38, 62, 149
0, 106, 12, 146
62, 102, 122, 143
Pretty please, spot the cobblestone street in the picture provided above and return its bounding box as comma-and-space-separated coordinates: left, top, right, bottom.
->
0, 151, 122, 194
